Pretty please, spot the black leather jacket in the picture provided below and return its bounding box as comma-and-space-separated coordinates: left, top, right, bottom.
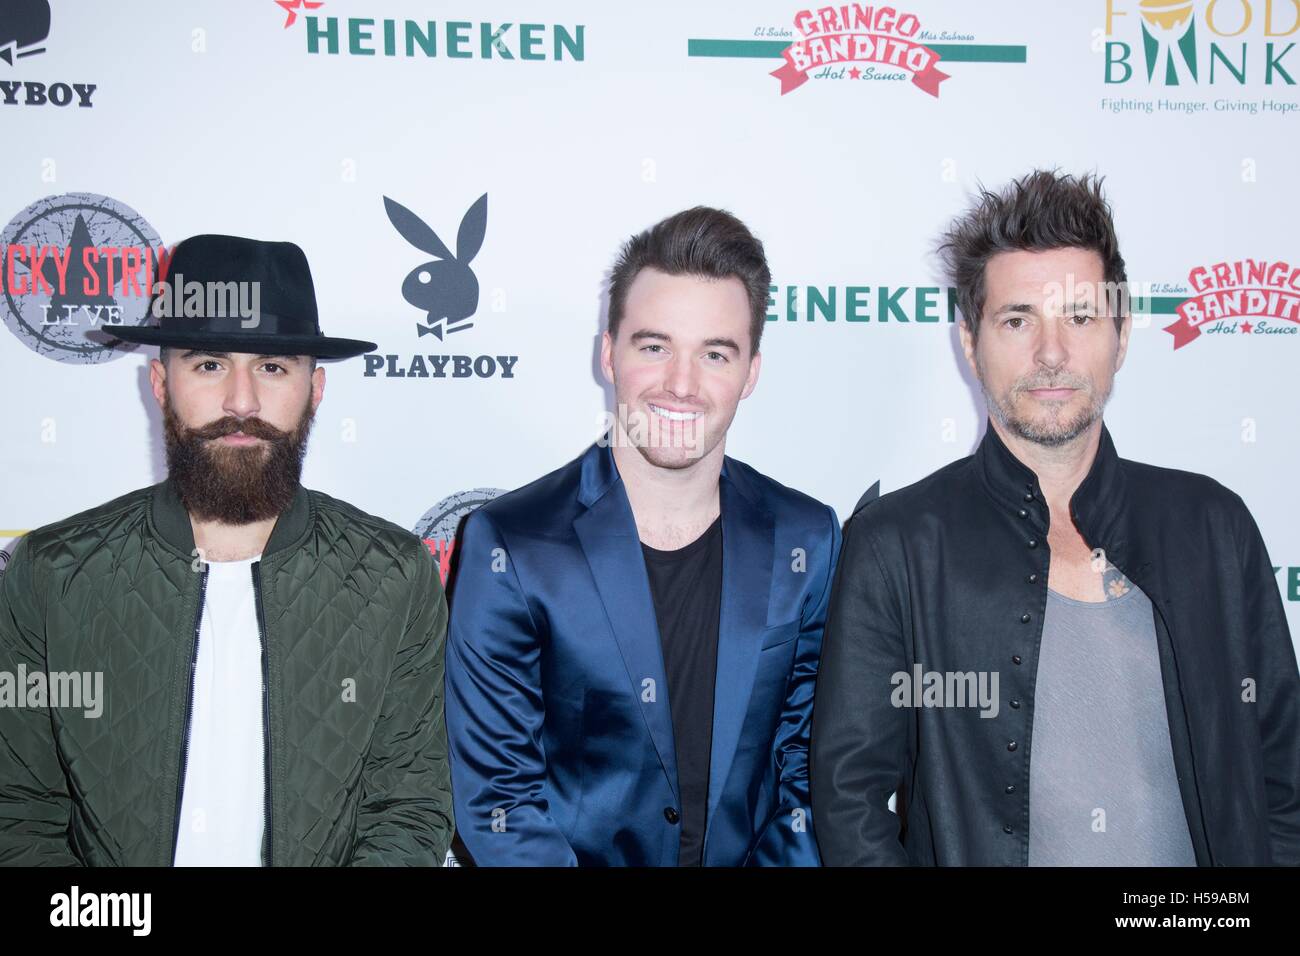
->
811, 423, 1300, 866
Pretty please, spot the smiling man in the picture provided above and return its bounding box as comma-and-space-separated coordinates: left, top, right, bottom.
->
0, 235, 453, 866
811, 171, 1300, 866
447, 207, 840, 865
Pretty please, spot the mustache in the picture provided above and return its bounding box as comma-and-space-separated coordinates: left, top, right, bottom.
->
186, 415, 293, 442
1013, 373, 1091, 392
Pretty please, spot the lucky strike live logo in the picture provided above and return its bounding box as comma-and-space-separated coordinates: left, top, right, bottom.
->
772, 6, 949, 95
0, 193, 163, 364
1164, 258, 1300, 348
413, 488, 506, 585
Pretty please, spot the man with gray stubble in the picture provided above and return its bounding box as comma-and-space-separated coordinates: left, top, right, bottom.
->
811, 170, 1300, 866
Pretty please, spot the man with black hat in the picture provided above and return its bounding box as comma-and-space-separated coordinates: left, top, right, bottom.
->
0, 235, 453, 866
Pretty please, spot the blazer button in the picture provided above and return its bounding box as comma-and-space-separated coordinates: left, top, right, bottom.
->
664, 807, 680, 825
1027, 573, 1038, 584
1007, 741, 1018, 752
1010, 698, 1021, 709
1005, 784, 1016, 794
1023, 492, 1034, 502
1020, 612, 1031, 623
1003, 824, 1014, 834
1011, 655, 1022, 665
1017, 509, 1029, 519
1027, 539, 1038, 549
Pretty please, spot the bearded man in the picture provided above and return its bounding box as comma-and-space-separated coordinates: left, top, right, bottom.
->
0, 235, 453, 866
811, 171, 1300, 866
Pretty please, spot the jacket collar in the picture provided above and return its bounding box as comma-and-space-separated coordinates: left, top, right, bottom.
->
572, 437, 774, 823
975, 420, 1129, 562
149, 477, 312, 560
576, 438, 620, 509
577, 436, 761, 511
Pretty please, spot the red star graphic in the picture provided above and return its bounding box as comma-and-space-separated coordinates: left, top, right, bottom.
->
276, 0, 324, 29
848, 67, 862, 79
1240, 320, 1253, 334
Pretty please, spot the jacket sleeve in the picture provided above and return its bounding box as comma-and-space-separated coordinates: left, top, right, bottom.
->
349, 538, 454, 865
747, 505, 841, 866
445, 509, 578, 866
0, 536, 81, 866
1235, 498, 1300, 864
810, 507, 911, 866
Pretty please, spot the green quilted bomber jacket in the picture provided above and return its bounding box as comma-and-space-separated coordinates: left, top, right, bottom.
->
0, 479, 453, 866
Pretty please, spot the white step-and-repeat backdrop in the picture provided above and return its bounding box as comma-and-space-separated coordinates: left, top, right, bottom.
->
2, 0, 1298, 652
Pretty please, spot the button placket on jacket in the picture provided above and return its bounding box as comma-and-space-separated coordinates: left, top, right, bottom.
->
1002, 479, 1051, 860
812, 422, 1275, 867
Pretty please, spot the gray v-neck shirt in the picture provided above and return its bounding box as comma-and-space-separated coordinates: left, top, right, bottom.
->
1028, 582, 1197, 866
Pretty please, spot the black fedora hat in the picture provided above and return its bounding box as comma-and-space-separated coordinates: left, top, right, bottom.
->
108, 234, 377, 359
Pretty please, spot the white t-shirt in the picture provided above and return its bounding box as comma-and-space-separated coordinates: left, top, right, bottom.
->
173, 555, 266, 867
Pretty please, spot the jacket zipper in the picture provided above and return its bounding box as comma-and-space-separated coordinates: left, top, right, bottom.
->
171, 563, 209, 864
251, 561, 274, 867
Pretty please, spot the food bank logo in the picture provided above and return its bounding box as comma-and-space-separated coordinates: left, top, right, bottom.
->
689, 5, 1025, 95
1162, 258, 1300, 348
1103, 0, 1299, 86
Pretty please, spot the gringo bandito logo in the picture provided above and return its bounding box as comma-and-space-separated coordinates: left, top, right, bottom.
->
688, 5, 1024, 94
1164, 257, 1300, 348
413, 488, 507, 586
0, 193, 163, 364
772, 6, 949, 95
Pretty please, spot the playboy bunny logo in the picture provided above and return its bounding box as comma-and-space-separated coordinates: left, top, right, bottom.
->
384, 193, 488, 340
0, 0, 98, 108
0, 0, 50, 66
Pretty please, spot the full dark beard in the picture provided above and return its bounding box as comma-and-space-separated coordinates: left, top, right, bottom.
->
163, 394, 314, 524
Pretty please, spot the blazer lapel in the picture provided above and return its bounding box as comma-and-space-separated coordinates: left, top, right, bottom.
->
572, 446, 679, 801
706, 464, 774, 824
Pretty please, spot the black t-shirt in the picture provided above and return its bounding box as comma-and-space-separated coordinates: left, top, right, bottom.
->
640, 515, 723, 867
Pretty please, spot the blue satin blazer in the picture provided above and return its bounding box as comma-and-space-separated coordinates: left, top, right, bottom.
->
446, 440, 840, 866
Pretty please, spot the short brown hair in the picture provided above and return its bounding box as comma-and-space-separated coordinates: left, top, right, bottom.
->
607, 206, 771, 355
939, 170, 1128, 341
